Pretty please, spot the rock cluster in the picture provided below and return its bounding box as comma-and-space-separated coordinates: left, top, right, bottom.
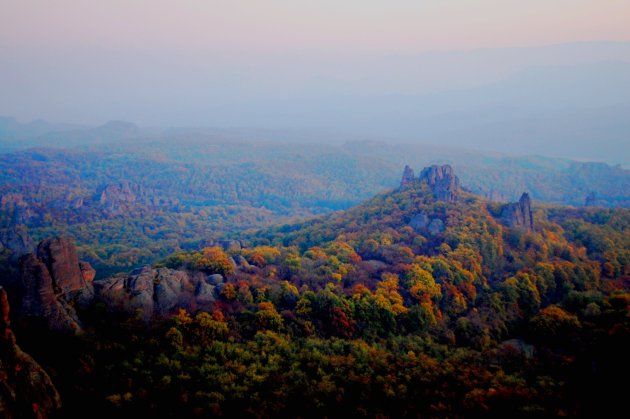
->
95, 266, 221, 321
400, 164, 461, 203
0, 286, 62, 418
500, 193, 534, 231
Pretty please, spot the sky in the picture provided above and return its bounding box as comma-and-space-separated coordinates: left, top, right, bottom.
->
2, 0, 630, 54
1, 0, 630, 166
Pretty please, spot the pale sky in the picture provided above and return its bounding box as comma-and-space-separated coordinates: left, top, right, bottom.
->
1, 0, 630, 147
2, 0, 630, 53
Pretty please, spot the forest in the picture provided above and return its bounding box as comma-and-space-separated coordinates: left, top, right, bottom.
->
2, 166, 627, 417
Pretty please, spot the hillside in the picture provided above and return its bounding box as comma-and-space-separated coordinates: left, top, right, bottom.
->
1, 142, 628, 278
2, 164, 627, 417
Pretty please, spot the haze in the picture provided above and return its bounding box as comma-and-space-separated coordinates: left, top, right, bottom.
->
1, 1, 630, 164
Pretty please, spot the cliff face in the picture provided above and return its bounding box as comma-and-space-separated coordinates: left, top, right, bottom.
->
500, 193, 534, 231
0, 287, 62, 418
400, 164, 461, 203
17, 238, 94, 333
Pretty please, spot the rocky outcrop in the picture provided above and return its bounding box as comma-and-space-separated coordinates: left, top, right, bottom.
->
17, 238, 94, 332
98, 182, 136, 216
95, 267, 218, 321
500, 193, 534, 231
0, 287, 62, 418
418, 165, 461, 203
400, 165, 415, 190
399, 164, 461, 203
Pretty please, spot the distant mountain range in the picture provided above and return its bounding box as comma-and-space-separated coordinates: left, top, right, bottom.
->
1, 41, 629, 164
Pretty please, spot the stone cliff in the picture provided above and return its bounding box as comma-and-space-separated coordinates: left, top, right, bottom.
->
17, 238, 94, 333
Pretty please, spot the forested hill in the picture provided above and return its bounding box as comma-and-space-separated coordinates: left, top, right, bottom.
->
0, 142, 628, 277
1, 164, 628, 417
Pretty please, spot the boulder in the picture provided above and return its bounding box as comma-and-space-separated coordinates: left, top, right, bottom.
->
207, 274, 224, 285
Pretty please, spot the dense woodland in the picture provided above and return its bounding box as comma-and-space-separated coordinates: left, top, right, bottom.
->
5, 174, 628, 417
1, 141, 628, 278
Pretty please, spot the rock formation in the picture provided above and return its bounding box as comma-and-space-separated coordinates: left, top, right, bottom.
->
95, 266, 219, 321
98, 182, 136, 216
418, 165, 461, 203
17, 238, 95, 332
500, 193, 534, 231
400, 165, 415, 190
399, 164, 461, 203
0, 286, 62, 418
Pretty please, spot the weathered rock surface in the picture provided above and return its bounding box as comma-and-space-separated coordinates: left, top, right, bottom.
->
207, 274, 224, 285
0, 286, 62, 418
399, 164, 461, 202
97, 182, 136, 216
95, 266, 216, 320
418, 165, 461, 203
500, 192, 534, 231
17, 238, 94, 332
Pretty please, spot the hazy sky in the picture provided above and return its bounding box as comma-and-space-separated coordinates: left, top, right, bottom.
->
1, 0, 630, 137
2, 0, 630, 54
